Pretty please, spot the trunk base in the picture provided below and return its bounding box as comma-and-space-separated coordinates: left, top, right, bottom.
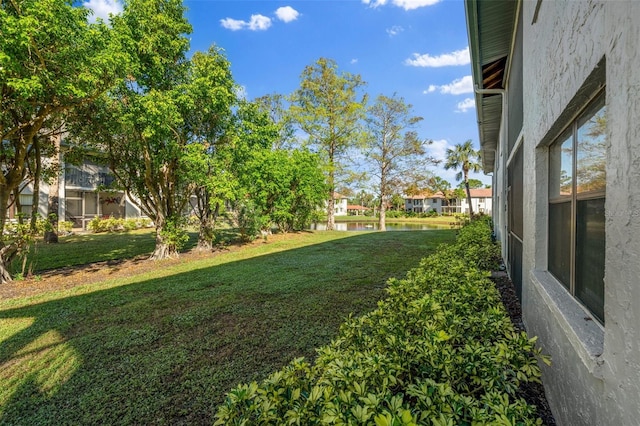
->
0, 265, 12, 284
196, 240, 213, 252
44, 231, 59, 244
148, 244, 179, 261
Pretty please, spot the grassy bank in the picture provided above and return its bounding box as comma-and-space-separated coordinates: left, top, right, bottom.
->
0, 229, 455, 424
10, 229, 199, 274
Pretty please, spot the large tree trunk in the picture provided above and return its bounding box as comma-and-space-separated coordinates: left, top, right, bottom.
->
327, 192, 336, 231
379, 200, 387, 231
197, 218, 215, 251
149, 228, 179, 260
0, 260, 12, 284
149, 217, 179, 260
464, 178, 474, 217
0, 189, 15, 284
326, 195, 335, 231
44, 136, 61, 243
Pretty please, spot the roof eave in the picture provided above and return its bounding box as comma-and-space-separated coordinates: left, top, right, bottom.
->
465, 0, 492, 172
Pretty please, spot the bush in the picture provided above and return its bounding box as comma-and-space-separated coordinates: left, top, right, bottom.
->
214, 217, 548, 425
87, 216, 152, 233
385, 210, 405, 219
58, 221, 74, 234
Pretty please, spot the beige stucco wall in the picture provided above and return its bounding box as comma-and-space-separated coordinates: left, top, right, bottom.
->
518, 1, 640, 424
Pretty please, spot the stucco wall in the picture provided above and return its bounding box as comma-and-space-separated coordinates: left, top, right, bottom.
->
519, 1, 640, 424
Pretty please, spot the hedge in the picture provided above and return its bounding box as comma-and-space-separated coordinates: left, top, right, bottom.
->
215, 217, 549, 425
87, 216, 152, 233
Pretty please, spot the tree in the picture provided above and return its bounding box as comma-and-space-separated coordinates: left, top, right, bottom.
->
457, 178, 484, 190
181, 47, 237, 251
427, 176, 452, 211
390, 193, 405, 211
242, 149, 327, 233
0, 0, 129, 283
291, 58, 367, 231
255, 93, 298, 150
68, 0, 196, 260
428, 176, 452, 196
363, 94, 434, 231
444, 140, 482, 216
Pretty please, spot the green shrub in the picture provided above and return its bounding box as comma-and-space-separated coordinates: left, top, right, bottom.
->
58, 220, 74, 234
214, 218, 548, 425
87, 216, 152, 233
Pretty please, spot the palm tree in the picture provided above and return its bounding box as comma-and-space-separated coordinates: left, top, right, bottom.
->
444, 140, 481, 216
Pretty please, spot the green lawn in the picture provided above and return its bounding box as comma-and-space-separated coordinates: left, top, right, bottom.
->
0, 229, 455, 425
11, 229, 200, 274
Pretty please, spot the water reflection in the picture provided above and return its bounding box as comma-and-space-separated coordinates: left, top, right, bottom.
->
309, 222, 448, 231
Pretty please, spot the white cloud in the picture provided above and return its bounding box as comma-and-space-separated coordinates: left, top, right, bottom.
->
275, 6, 299, 23
424, 75, 473, 95
363, 0, 440, 10
455, 98, 475, 113
429, 139, 451, 163
386, 25, 404, 36
248, 14, 272, 30
221, 14, 272, 31
83, 0, 122, 23
405, 47, 470, 67
424, 85, 437, 94
220, 18, 246, 31
351, 58, 359, 64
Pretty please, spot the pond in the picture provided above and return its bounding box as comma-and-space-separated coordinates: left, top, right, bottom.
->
309, 221, 451, 231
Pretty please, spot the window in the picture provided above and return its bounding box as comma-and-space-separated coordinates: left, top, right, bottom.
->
548, 91, 606, 323
18, 194, 34, 215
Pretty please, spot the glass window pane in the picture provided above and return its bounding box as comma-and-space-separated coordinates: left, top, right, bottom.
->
66, 190, 81, 199
85, 192, 97, 215
577, 94, 606, 194
576, 198, 605, 323
549, 201, 572, 289
19, 194, 33, 206
66, 199, 82, 217
549, 130, 573, 199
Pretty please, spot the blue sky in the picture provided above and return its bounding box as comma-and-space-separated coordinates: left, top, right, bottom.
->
84, 0, 490, 188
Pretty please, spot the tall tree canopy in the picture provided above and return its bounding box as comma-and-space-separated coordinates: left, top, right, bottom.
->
181, 47, 238, 250
444, 140, 481, 216
0, 0, 130, 282
363, 93, 434, 231
68, 0, 201, 260
291, 58, 367, 231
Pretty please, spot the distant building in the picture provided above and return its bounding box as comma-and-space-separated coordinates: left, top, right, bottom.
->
404, 192, 445, 214
403, 189, 492, 215
7, 146, 144, 229
331, 192, 348, 216
347, 205, 370, 216
459, 188, 492, 215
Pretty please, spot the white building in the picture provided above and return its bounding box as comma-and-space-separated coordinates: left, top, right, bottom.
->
332, 192, 348, 216
404, 192, 445, 214
8, 156, 143, 230
404, 189, 492, 215
459, 188, 492, 215
465, 0, 640, 423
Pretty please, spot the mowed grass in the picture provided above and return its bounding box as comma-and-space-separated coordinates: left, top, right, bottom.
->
0, 229, 456, 425
11, 228, 199, 273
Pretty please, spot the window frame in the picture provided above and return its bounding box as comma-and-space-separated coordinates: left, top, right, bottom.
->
548, 88, 606, 324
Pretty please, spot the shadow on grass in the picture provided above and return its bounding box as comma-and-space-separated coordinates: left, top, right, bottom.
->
0, 230, 455, 424
12, 230, 200, 275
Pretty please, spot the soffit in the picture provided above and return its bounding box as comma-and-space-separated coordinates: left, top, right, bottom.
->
465, 0, 517, 172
